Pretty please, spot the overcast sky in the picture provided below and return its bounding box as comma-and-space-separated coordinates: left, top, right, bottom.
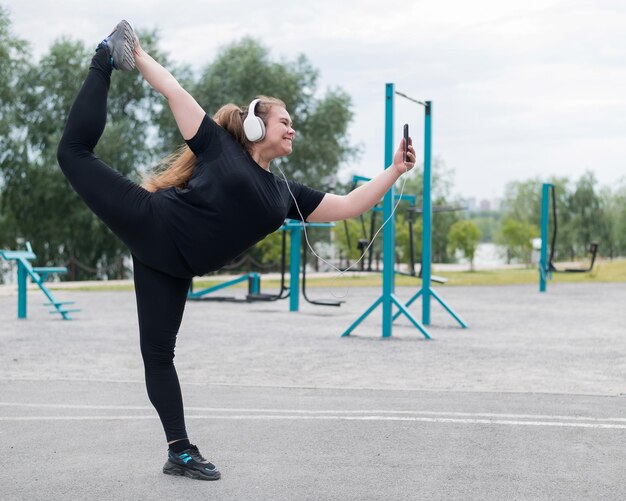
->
4, 0, 625, 200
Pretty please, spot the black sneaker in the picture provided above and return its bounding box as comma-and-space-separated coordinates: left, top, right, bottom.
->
97, 19, 137, 71
163, 444, 221, 481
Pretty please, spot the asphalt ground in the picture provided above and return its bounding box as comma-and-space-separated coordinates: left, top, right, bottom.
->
1, 282, 625, 500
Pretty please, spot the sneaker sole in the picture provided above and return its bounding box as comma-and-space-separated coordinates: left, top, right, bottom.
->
163, 461, 221, 481
109, 20, 136, 71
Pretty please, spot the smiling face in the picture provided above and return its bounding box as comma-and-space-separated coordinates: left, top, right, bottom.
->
258, 105, 295, 160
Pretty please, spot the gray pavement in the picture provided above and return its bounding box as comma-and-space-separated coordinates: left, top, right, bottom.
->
0, 282, 625, 500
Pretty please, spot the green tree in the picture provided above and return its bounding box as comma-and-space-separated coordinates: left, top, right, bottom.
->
500, 176, 573, 261
448, 220, 481, 271
395, 210, 422, 273
431, 198, 463, 263
394, 157, 461, 263
550, 180, 576, 261
470, 211, 501, 242
176, 37, 359, 192
598, 186, 617, 259
333, 218, 368, 265
497, 219, 539, 266
0, 6, 29, 255
501, 178, 542, 222
253, 231, 285, 269
566, 171, 604, 259
0, 5, 28, 158
0, 31, 168, 278
607, 180, 626, 257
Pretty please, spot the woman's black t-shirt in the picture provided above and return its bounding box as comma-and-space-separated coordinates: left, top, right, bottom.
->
153, 114, 326, 276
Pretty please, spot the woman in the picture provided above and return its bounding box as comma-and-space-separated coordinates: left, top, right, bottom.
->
56, 20, 416, 481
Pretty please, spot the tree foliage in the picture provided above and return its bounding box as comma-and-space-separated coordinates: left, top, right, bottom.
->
0, 13, 358, 280
0, 27, 167, 279
162, 37, 359, 192
399, 157, 463, 263
2, 9, 625, 282
497, 219, 539, 266
447, 220, 481, 271
498, 172, 625, 264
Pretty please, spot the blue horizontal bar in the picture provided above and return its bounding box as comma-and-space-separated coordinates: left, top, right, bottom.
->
0, 250, 37, 260
188, 274, 253, 298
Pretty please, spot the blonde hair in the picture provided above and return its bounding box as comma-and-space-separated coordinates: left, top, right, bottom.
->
143, 96, 286, 193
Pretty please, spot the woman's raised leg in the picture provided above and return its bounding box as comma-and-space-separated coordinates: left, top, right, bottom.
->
56, 24, 152, 252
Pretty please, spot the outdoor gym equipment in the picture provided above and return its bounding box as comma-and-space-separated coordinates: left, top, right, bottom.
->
188, 220, 338, 311
279, 219, 339, 310
187, 272, 261, 302
342, 84, 467, 338
342, 174, 453, 284
0, 241, 79, 320
301, 230, 344, 308
539, 183, 599, 292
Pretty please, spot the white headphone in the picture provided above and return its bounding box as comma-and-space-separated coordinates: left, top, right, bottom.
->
243, 98, 265, 142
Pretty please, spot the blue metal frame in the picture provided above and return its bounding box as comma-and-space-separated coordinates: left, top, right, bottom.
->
353, 174, 416, 206
0, 241, 78, 320
281, 219, 334, 311
422, 102, 433, 323
342, 83, 430, 339
539, 183, 552, 292
288, 223, 302, 311
393, 100, 467, 329
342, 85, 468, 337
188, 220, 333, 311
187, 273, 260, 300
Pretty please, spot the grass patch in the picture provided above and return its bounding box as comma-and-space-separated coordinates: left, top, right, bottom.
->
49, 258, 626, 291
436, 258, 626, 287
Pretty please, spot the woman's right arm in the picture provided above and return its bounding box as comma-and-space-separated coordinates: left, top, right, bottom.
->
134, 44, 205, 140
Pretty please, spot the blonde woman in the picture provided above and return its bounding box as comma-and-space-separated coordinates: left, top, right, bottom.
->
57, 20, 416, 481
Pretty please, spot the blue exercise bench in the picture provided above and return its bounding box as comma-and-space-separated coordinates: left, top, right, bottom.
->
0, 241, 79, 320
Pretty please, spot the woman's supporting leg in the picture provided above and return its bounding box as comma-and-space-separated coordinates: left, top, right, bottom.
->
132, 256, 192, 442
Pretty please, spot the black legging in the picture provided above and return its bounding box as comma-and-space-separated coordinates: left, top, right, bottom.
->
57, 49, 192, 442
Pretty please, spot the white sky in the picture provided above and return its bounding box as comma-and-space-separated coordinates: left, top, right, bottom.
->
4, 0, 626, 200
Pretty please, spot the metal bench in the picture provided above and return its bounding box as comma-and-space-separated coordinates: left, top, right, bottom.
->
0, 242, 79, 320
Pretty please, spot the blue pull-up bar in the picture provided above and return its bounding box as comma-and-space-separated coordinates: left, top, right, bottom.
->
342, 83, 430, 339
342, 83, 466, 339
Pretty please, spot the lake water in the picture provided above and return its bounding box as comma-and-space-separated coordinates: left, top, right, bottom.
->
445, 243, 529, 270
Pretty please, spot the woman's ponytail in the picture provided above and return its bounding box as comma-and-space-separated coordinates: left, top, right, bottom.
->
142, 96, 286, 192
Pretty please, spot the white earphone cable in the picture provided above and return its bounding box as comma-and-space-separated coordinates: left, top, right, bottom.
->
274, 162, 410, 299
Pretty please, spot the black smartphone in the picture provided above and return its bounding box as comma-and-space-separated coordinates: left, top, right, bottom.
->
403, 124, 409, 162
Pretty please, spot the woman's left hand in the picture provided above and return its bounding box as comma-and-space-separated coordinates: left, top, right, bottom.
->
392, 137, 416, 175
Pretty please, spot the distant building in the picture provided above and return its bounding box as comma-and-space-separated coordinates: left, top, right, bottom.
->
462, 197, 502, 213
462, 197, 477, 212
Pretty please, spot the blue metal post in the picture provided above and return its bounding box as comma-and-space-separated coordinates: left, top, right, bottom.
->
396, 100, 467, 329
381, 83, 395, 337
17, 261, 27, 319
249, 273, 260, 295
187, 273, 257, 299
422, 101, 433, 325
539, 183, 551, 292
289, 227, 301, 312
